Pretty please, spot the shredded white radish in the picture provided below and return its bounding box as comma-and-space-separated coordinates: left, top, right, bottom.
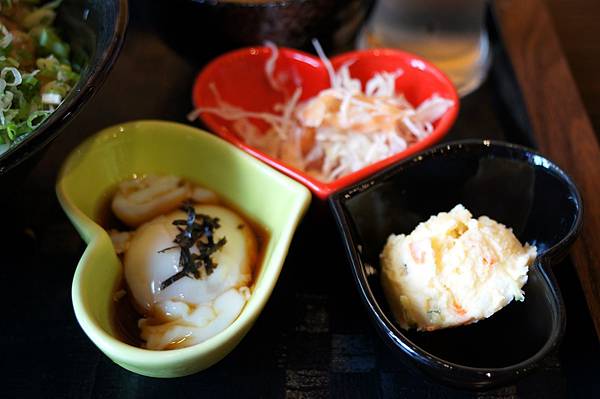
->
191, 43, 454, 182
264, 41, 283, 93
312, 38, 336, 88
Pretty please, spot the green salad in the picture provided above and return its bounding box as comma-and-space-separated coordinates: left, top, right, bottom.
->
0, 0, 80, 154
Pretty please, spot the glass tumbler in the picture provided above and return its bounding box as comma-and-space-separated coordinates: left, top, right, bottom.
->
358, 0, 491, 96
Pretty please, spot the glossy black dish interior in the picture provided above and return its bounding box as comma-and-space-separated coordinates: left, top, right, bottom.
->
330, 140, 583, 390
0, 0, 128, 187
155, 0, 374, 62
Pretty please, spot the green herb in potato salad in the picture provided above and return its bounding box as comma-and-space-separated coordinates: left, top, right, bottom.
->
0, 0, 79, 154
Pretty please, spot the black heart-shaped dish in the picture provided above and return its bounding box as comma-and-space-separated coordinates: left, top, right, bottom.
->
329, 140, 583, 390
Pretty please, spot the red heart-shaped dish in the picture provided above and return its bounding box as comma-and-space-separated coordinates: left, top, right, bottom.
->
192, 47, 459, 199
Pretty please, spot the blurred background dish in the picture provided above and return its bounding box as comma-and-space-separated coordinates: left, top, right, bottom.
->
153, 0, 375, 63
0, 0, 127, 190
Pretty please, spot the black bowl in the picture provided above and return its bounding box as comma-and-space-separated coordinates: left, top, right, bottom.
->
329, 140, 583, 390
154, 0, 374, 63
0, 0, 128, 188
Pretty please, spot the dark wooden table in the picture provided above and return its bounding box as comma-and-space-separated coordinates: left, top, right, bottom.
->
496, 0, 600, 341
546, 0, 600, 137
1, 0, 599, 397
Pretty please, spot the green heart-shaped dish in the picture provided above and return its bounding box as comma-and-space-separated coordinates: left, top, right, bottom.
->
56, 120, 311, 377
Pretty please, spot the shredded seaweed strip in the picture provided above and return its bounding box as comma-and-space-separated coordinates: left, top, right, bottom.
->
159, 202, 227, 290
